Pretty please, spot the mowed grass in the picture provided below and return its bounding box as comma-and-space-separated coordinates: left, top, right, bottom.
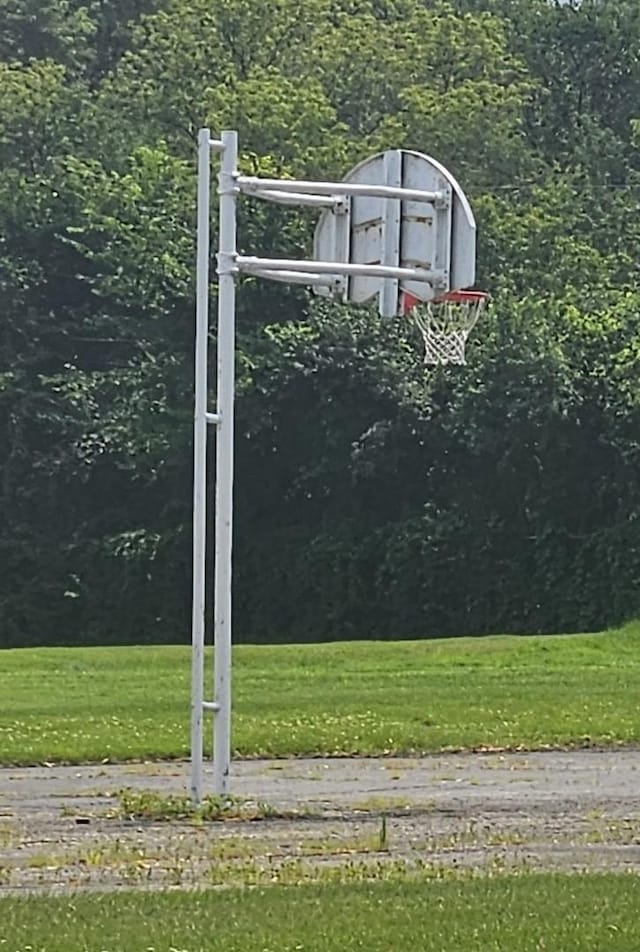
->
2, 873, 640, 951
0, 624, 639, 764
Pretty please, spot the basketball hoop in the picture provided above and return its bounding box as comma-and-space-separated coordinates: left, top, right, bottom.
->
402, 289, 488, 366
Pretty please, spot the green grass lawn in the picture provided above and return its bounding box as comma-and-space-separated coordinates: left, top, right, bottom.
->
2, 873, 639, 951
1, 624, 639, 765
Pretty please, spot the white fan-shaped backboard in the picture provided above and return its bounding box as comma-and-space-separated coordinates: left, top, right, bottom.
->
314, 149, 476, 316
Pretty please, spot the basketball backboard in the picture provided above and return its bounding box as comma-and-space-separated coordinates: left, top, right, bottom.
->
314, 149, 476, 316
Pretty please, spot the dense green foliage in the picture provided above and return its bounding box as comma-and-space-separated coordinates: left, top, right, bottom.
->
2, 626, 639, 763
3, 874, 640, 951
1, 0, 639, 646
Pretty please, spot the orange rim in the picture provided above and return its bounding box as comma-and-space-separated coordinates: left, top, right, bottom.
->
434, 289, 489, 304
402, 289, 488, 313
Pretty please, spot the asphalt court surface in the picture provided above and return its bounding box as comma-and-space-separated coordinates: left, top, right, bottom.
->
1, 749, 639, 893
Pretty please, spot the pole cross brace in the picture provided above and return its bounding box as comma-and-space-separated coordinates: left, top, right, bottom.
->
202, 700, 221, 712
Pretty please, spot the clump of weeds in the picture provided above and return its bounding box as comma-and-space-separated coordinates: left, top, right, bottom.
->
118, 790, 284, 823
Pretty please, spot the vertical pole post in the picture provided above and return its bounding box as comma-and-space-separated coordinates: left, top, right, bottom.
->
190, 128, 211, 805
213, 130, 238, 795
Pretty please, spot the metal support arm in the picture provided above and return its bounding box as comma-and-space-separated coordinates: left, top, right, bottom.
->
236, 254, 445, 289
238, 175, 447, 205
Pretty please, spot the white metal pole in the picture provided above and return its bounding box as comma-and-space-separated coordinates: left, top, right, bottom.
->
237, 175, 445, 204
190, 128, 211, 805
236, 255, 442, 286
212, 129, 238, 796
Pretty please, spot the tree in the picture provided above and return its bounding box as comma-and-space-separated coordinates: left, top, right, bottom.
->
2, 0, 640, 646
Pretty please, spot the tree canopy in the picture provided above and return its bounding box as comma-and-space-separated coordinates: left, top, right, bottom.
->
1, 0, 639, 646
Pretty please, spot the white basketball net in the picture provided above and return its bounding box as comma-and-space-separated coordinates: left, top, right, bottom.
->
405, 291, 487, 366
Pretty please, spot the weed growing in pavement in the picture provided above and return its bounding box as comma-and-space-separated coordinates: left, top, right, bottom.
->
118, 789, 297, 823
